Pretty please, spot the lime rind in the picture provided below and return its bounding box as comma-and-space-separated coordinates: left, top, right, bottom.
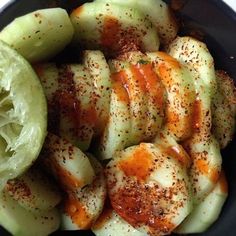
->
0, 40, 47, 189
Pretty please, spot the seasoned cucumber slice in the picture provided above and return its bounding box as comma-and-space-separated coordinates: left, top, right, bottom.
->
148, 51, 196, 141
168, 37, 221, 203
98, 73, 131, 160
175, 171, 228, 234
113, 51, 166, 141
212, 70, 236, 149
184, 135, 222, 203
69, 64, 96, 151
34, 63, 60, 134
83, 50, 111, 135
96, 0, 178, 44
168, 36, 216, 137
92, 210, 147, 236
0, 41, 47, 190
0, 8, 74, 62
70, 2, 160, 56
41, 133, 95, 191
106, 143, 192, 235
154, 128, 192, 169
0, 191, 60, 236
5, 166, 61, 213
109, 59, 148, 145
61, 155, 106, 230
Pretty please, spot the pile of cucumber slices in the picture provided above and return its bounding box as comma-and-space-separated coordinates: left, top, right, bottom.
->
0, 0, 235, 235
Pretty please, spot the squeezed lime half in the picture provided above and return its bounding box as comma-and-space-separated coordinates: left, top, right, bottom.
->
0, 40, 47, 189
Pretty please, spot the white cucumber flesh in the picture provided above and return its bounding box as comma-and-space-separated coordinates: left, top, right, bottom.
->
41, 133, 95, 191
83, 50, 111, 135
0, 191, 60, 236
5, 166, 61, 213
96, 0, 178, 44
70, 2, 159, 56
61, 155, 106, 230
0, 8, 74, 62
106, 143, 192, 235
175, 171, 228, 234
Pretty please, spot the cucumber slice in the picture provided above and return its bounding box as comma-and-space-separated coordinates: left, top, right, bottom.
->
0, 40, 47, 190
34, 63, 60, 134
106, 143, 192, 235
41, 133, 95, 191
168, 36, 216, 136
92, 210, 147, 236
0, 191, 60, 236
98, 73, 131, 160
109, 59, 148, 145
61, 155, 106, 230
68, 64, 96, 151
212, 70, 236, 149
168, 37, 222, 203
113, 51, 166, 141
83, 50, 111, 135
175, 171, 228, 234
96, 0, 178, 44
0, 8, 74, 62
147, 51, 196, 141
154, 129, 192, 169
185, 135, 222, 204
34, 63, 59, 102
5, 166, 61, 213
70, 2, 160, 56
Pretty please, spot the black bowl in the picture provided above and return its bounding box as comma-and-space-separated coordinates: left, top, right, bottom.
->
0, 0, 236, 235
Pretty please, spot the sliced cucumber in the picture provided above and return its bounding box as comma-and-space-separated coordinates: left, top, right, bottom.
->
98, 73, 131, 160
92, 210, 147, 236
212, 70, 236, 149
154, 128, 192, 169
61, 155, 106, 230
5, 166, 61, 213
106, 143, 192, 235
41, 133, 95, 191
83, 50, 111, 135
0, 8, 74, 62
69, 64, 96, 151
168, 36, 216, 136
185, 135, 222, 203
70, 2, 160, 56
113, 51, 166, 141
109, 59, 148, 145
175, 171, 228, 234
147, 51, 196, 141
34, 63, 60, 134
34, 63, 59, 102
96, 0, 178, 44
0, 191, 60, 236
168, 36, 217, 96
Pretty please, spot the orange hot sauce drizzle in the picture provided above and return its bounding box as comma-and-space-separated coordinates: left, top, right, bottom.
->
118, 144, 153, 181
164, 145, 191, 168
136, 63, 165, 108
192, 97, 202, 131
43, 157, 83, 190
129, 64, 147, 94
195, 159, 220, 183
64, 193, 92, 230
111, 71, 130, 103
